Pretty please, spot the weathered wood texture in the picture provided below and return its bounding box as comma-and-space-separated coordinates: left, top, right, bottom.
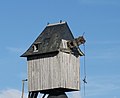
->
27, 51, 80, 92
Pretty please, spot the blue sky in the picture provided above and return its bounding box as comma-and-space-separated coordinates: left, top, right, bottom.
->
0, 0, 120, 98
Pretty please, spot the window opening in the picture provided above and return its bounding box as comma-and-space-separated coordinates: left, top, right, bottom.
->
33, 44, 38, 52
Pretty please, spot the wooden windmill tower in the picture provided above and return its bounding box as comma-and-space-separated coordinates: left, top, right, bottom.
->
21, 21, 86, 98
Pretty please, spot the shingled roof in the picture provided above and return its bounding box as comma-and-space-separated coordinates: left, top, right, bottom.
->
21, 22, 83, 57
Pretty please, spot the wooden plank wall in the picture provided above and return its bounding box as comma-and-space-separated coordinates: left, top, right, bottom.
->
28, 52, 80, 92
27, 39, 80, 92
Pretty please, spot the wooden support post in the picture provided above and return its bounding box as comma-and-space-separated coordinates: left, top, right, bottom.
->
21, 79, 27, 98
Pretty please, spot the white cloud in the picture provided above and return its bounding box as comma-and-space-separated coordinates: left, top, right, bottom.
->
0, 89, 49, 98
0, 89, 27, 98
67, 91, 82, 98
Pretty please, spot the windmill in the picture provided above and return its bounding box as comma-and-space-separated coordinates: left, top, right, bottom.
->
21, 21, 86, 98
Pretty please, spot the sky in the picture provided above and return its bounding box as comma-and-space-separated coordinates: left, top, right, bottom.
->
0, 0, 120, 98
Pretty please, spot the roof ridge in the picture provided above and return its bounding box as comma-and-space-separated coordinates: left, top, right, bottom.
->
47, 21, 66, 27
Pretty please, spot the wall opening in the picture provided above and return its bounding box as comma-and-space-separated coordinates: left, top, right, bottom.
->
33, 44, 38, 52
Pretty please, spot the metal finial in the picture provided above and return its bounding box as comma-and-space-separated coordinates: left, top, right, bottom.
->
60, 20, 62, 23
47, 22, 49, 25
